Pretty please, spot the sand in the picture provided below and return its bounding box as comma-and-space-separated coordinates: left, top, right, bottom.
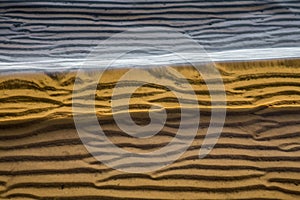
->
0, 59, 299, 199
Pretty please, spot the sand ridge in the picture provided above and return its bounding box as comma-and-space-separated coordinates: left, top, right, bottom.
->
0, 59, 300, 199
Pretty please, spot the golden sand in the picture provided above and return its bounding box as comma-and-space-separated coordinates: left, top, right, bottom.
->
0, 59, 300, 199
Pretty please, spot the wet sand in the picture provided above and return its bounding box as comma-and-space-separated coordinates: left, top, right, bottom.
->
0, 59, 300, 199
1, 1, 300, 63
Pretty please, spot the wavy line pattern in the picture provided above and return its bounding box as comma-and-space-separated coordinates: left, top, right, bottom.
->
0, 59, 300, 199
0, 0, 300, 63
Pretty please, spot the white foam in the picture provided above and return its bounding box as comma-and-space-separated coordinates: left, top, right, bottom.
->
0, 47, 299, 72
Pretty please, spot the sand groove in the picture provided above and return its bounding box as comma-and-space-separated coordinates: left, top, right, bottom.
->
0, 59, 299, 199
1, 0, 300, 62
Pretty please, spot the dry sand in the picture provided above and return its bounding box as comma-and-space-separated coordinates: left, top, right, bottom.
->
0, 59, 300, 199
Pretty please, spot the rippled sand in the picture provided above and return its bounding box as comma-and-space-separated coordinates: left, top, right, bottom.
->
0, 59, 300, 199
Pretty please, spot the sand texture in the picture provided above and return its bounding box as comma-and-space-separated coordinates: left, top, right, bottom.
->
0, 59, 299, 199
1, 0, 300, 63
